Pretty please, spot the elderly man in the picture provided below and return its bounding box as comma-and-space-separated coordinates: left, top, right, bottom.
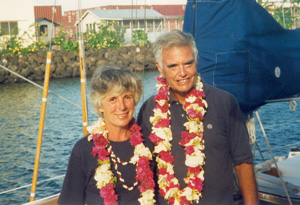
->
137, 30, 258, 205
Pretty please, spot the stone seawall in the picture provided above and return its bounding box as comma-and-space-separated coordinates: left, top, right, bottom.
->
0, 45, 156, 84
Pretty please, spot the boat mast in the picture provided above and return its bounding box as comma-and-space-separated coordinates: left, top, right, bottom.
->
77, 0, 88, 136
29, 1, 57, 201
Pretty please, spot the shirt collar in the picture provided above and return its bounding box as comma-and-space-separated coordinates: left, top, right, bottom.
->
169, 91, 177, 104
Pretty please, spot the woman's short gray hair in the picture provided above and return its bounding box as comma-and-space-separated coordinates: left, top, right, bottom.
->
90, 64, 143, 117
152, 30, 198, 67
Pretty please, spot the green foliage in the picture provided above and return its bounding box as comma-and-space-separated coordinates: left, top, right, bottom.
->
132, 30, 150, 46
0, 21, 127, 55
25, 40, 48, 54
272, 6, 294, 29
178, 15, 184, 20
0, 25, 47, 56
52, 29, 78, 52
258, 0, 300, 29
291, 0, 300, 3
84, 21, 125, 50
257, 0, 274, 10
0, 35, 23, 55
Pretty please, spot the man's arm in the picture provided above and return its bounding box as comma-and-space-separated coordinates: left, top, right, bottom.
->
235, 163, 258, 205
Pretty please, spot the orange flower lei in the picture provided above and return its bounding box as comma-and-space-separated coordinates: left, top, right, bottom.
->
149, 74, 207, 204
87, 118, 156, 205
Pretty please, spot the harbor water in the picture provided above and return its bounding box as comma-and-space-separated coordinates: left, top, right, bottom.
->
1, 70, 300, 204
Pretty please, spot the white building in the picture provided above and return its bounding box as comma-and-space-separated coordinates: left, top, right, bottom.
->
0, 0, 35, 46
75, 9, 165, 43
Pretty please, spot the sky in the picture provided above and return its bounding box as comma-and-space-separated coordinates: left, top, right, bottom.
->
33, 0, 187, 12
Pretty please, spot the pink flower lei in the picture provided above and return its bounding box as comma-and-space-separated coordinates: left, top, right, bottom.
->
149, 74, 207, 204
87, 118, 156, 205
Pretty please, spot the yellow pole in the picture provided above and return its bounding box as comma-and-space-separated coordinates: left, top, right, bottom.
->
29, 52, 52, 202
79, 39, 88, 136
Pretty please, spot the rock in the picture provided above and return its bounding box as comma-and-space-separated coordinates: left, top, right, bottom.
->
96, 59, 109, 66
7, 75, 18, 83
129, 63, 144, 71
72, 62, 80, 77
104, 52, 109, 59
145, 63, 157, 70
0, 69, 6, 83
136, 53, 145, 64
8, 65, 18, 72
50, 64, 56, 73
1, 58, 8, 66
0, 45, 156, 84
108, 56, 118, 64
116, 60, 123, 67
0, 75, 5, 83
20, 68, 30, 77
62, 55, 69, 63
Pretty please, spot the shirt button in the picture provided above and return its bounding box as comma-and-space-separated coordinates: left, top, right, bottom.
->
181, 114, 184, 117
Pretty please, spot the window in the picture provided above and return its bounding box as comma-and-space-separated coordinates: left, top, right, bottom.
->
39, 25, 48, 36
0, 21, 18, 36
0, 22, 8, 35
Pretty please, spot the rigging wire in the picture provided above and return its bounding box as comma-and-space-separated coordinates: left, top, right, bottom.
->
255, 111, 293, 205
0, 175, 64, 195
0, 64, 96, 114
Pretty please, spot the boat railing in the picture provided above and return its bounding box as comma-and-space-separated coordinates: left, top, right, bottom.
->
253, 106, 300, 205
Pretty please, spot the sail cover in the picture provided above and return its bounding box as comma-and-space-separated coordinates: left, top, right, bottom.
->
183, 0, 300, 115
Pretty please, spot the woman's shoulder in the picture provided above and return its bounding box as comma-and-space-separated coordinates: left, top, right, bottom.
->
71, 134, 93, 155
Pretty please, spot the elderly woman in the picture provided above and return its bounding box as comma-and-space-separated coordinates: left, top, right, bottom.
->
58, 65, 155, 205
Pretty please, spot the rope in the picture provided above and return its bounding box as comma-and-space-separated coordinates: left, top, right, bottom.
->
289, 99, 297, 112
246, 112, 256, 145
245, 113, 257, 159
0, 175, 64, 195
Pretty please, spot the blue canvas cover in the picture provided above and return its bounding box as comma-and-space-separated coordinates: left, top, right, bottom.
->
183, 0, 300, 115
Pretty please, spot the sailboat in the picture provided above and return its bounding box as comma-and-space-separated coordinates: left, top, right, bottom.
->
183, 0, 300, 204
2, 0, 300, 204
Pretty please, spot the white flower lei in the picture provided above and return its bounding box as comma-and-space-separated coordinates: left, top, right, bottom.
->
150, 74, 207, 204
87, 118, 156, 205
